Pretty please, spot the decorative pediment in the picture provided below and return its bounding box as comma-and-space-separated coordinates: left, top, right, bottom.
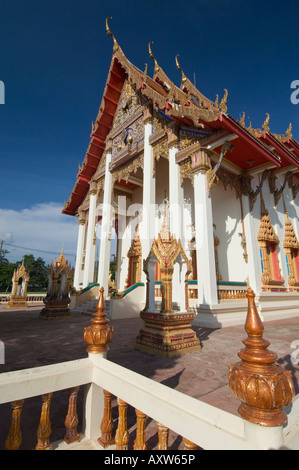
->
284, 213, 299, 250
257, 194, 279, 244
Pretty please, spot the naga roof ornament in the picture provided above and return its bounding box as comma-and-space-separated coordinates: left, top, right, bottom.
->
106, 17, 119, 53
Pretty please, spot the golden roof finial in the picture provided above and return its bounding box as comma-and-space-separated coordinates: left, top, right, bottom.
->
175, 54, 187, 85
219, 89, 228, 114
262, 113, 270, 133
148, 41, 160, 74
106, 17, 119, 53
286, 122, 292, 139
239, 112, 246, 127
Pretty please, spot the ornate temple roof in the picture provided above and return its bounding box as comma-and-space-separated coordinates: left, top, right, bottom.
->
62, 18, 299, 217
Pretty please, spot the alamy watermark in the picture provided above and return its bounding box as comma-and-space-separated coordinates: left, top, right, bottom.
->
0, 80, 4, 104
290, 80, 299, 104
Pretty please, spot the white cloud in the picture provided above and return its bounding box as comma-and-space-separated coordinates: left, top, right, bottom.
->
0, 203, 78, 264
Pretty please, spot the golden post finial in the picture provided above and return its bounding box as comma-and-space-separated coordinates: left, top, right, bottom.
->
148, 41, 160, 74
106, 17, 119, 53
229, 287, 294, 426
84, 287, 114, 354
175, 54, 187, 84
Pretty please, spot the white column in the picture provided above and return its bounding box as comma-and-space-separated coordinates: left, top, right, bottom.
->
140, 108, 155, 282
193, 152, 218, 305
97, 151, 112, 296
82, 182, 97, 287
73, 212, 86, 289
168, 135, 184, 241
242, 194, 262, 294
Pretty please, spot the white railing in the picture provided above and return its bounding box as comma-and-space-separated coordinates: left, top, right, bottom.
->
0, 294, 46, 303
1, 354, 298, 450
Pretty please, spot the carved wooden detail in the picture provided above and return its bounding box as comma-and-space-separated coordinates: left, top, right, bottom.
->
182, 437, 197, 450
257, 193, 284, 288
98, 390, 115, 448
115, 398, 129, 450
35, 393, 53, 450
134, 409, 147, 450
64, 386, 80, 444
157, 422, 169, 450
283, 207, 299, 287
5, 400, 24, 450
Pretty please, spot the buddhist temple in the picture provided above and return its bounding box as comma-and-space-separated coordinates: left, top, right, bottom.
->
63, 18, 299, 328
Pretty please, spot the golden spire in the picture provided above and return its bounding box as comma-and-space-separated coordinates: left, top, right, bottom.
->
219, 89, 228, 114
106, 17, 119, 53
238, 112, 246, 127
175, 54, 187, 85
286, 122, 292, 139
262, 113, 270, 133
148, 41, 160, 74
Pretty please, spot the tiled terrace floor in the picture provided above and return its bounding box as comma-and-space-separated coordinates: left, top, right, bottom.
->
0, 302, 299, 450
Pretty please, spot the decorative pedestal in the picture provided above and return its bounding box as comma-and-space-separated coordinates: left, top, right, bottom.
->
40, 298, 72, 320
7, 296, 28, 309
135, 206, 200, 357
136, 310, 200, 357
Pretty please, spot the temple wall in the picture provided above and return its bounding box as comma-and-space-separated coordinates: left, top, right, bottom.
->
211, 182, 248, 282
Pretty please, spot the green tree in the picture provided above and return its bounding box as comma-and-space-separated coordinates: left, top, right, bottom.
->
0, 262, 16, 291
16, 255, 49, 290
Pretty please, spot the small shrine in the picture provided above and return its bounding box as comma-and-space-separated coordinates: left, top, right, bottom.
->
40, 247, 73, 319
135, 208, 201, 357
7, 260, 30, 309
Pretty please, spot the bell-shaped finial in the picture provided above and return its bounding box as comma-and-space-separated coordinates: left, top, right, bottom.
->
229, 288, 294, 427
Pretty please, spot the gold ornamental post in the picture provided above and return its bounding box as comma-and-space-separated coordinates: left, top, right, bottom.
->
229, 288, 294, 427
84, 287, 113, 354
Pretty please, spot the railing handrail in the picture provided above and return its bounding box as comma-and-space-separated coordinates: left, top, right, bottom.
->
1, 353, 297, 450
0, 354, 251, 450
90, 355, 251, 450
0, 358, 92, 404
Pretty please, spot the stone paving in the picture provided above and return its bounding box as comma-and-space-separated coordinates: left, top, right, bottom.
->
0, 301, 299, 450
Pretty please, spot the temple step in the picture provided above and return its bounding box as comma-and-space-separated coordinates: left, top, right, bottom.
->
72, 298, 110, 317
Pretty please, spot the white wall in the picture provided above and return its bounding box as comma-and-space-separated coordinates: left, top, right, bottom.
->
211, 182, 248, 282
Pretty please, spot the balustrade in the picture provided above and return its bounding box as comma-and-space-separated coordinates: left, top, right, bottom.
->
1, 287, 297, 450
3, 383, 199, 450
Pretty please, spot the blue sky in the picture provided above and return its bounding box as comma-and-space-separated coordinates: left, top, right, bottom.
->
0, 0, 298, 263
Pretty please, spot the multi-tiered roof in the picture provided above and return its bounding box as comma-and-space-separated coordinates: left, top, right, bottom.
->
62, 18, 299, 217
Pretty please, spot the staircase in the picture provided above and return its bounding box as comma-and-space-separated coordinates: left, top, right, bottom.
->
71, 298, 110, 317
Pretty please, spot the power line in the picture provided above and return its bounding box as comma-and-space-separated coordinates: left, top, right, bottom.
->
3, 241, 75, 258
